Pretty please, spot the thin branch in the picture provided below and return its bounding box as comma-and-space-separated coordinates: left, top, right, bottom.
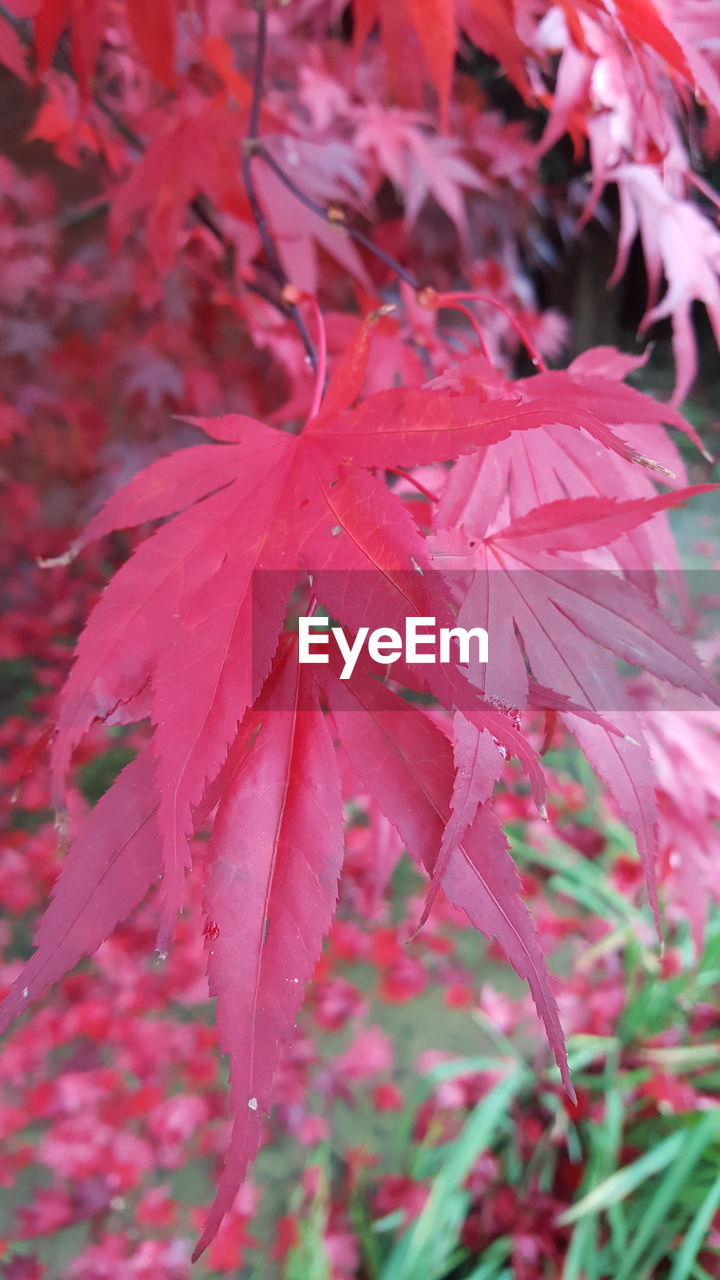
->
13, 10, 237, 274
241, 6, 283, 282
92, 89, 145, 153
6, 0, 412, 365
248, 1, 265, 142
338, 220, 421, 290
0, 2, 25, 35
5, 1, 316, 357
58, 196, 110, 228
256, 144, 422, 290
57, 195, 281, 317
80, 70, 237, 274
242, 2, 317, 369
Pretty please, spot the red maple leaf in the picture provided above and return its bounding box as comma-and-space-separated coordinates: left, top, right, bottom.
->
3, 319, 717, 1255
427, 482, 719, 931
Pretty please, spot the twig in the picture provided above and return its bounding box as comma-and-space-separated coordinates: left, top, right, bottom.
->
56, 194, 284, 318
2, 0, 416, 304
256, 144, 422, 290
5, 0, 315, 358
242, 2, 317, 369
58, 196, 110, 228
68, 55, 237, 275
6, 0, 413, 364
0, 2, 25, 35
242, 4, 284, 285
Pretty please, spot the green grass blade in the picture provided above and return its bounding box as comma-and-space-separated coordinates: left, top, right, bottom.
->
615, 1115, 720, 1280
463, 1239, 514, 1280
559, 1131, 686, 1225
563, 1211, 601, 1280
381, 1072, 524, 1280
668, 1169, 720, 1280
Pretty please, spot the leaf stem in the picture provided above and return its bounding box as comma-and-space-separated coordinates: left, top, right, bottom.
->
442, 300, 492, 359
294, 293, 328, 422
446, 291, 548, 371
385, 468, 440, 504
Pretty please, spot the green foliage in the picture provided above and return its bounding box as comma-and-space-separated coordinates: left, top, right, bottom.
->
281, 824, 720, 1280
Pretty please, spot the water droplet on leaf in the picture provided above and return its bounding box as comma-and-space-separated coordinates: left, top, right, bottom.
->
488, 696, 522, 730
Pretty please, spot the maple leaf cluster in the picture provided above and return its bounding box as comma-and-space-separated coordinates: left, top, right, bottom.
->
0, 0, 719, 1259
3, 596, 720, 1276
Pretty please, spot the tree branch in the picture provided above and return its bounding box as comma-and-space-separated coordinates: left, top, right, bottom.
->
0, 2, 25, 35
242, 2, 317, 369
255, 144, 422, 291
8, 0, 422, 366
3, 0, 317, 362
58, 40, 239, 276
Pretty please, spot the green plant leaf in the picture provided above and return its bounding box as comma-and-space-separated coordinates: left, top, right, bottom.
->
381, 1072, 525, 1280
667, 1168, 720, 1280
559, 1131, 687, 1225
